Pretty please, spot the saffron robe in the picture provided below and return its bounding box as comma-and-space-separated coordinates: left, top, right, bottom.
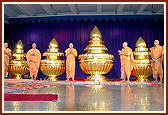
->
162, 45, 164, 60
65, 48, 77, 80
4, 48, 11, 78
150, 45, 163, 80
120, 47, 134, 79
26, 49, 41, 78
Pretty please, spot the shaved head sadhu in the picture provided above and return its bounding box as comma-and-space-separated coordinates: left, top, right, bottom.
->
65, 43, 78, 81
26, 43, 41, 80
150, 40, 163, 83
118, 42, 134, 82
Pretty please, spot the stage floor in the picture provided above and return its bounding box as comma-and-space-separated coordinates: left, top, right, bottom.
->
3, 82, 164, 112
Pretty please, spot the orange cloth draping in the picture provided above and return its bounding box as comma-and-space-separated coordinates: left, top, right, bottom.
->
65, 48, 77, 80
162, 45, 164, 60
4, 48, 11, 78
150, 45, 163, 80
120, 47, 134, 80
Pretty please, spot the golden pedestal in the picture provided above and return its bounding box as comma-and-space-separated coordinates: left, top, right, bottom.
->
131, 37, 153, 82
40, 38, 66, 81
78, 26, 114, 82
8, 40, 29, 79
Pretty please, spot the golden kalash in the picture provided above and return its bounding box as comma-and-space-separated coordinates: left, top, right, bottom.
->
78, 26, 114, 82
40, 38, 66, 81
8, 40, 29, 79
131, 37, 153, 82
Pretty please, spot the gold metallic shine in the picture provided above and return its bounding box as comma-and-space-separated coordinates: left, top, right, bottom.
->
40, 38, 65, 81
90, 26, 102, 38
79, 26, 114, 82
8, 40, 29, 79
48, 38, 59, 48
135, 37, 147, 48
131, 37, 153, 82
15, 40, 24, 49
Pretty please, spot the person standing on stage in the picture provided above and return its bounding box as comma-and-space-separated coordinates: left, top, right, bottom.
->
150, 40, 163, 83
4, 43, 11, 78
26, 43, 41, 80
65, 43, 78, 81
118, 42, 134, 83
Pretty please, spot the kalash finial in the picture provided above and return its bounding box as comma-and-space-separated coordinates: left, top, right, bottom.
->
135, 37, 147, 48
15, 40, 24, 49
90, 26, 102, 38
84, 26, 108, 53
48, 38, 59, 48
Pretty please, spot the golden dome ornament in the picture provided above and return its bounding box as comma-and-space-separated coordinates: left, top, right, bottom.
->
78, 26, 114, 82
40, 38, 66, 81
8, 40, 29, 79
131, 37, 153, 82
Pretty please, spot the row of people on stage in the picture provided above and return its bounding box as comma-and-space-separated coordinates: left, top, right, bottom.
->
4, 42, 77, 81
118, 40, 164, 84
4, 40, 164, 83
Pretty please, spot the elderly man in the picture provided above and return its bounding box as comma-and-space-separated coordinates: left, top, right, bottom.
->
150, 40, 163, 83
118, 42, 134, 83
65, 43, 77, 81
4, 43, 11, 78
26, 43, 41, 80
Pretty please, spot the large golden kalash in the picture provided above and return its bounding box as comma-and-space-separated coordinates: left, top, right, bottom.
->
8, 40, 29, 79
78, 26, 114, 82
131, 37, 153, 82
40, 38, 66, 81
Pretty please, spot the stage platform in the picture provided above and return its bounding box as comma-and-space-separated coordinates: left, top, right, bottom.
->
3, 79, 164, 112
4, 79, 161, 94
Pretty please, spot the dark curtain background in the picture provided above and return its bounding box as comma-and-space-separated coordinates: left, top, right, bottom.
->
10, 18, 164, 80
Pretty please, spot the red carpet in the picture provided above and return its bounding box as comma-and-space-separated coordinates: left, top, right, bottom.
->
4, 94, 58, 101
147, 82, 159, 85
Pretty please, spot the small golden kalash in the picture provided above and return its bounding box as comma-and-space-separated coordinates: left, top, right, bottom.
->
40, 38, 66, 81
8, 40, 29, 79
131, 37, 153, 82
78, 26, 114, 82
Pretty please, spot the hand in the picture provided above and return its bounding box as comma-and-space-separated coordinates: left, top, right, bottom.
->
152, 58, 156, 62
31, 53, 35, 56
4, 50, 6, 54
69, 50, 72, 54
118, 50, 121, 54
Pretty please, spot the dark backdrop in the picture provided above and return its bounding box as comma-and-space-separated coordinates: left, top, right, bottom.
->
9, 17, 164, 80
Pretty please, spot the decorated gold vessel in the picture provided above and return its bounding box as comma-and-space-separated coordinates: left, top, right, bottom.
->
40, 38, 66, 81
78, 26, 114, 82
8, 40, 29, 79
131, 37, 153, 82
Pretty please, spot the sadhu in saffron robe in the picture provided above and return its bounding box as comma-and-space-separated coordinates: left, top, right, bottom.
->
120, 47, 134, 80
150, 45, 163, 80
65, 48, 77, 80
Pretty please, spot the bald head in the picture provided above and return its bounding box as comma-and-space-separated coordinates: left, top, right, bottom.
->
69, 43, 74, 49
32, 43, 37, 49
4, 43, 8, 49
123, 42, 128, 49
154, 40, 159, 46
